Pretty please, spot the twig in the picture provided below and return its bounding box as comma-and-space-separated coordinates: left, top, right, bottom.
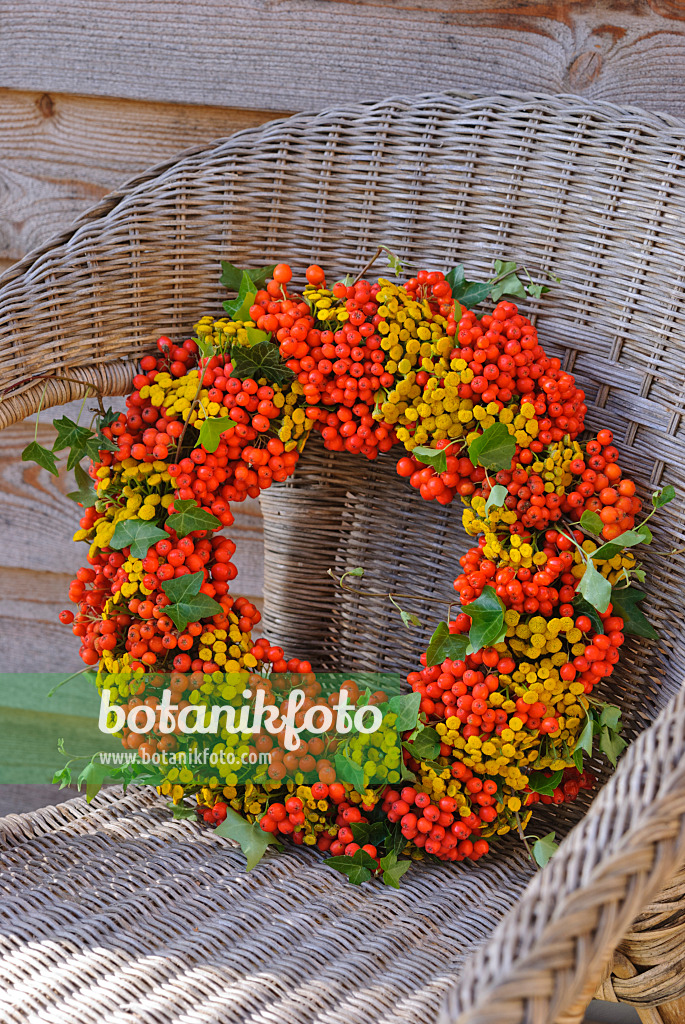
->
34, 374, 106, 416
351, 246, 385, 286
514, 810, 537, 868
174, 373, 205, 460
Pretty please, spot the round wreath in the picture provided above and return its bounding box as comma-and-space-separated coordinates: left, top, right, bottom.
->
32, 251, 670, 884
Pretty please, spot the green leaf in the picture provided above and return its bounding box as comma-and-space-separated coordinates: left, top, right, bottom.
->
387, 823, 408, 858
404, 726, 441, 762
326, 850, 377, 885
197, 336, 215, 359
468, 422, 516, 471
230, 339, 295, 387
575, 715, 594, 764
490, 261, 526, 301
344, 567, 364, 578
334, 752, 366, 794
484, 483, 508, 514
445, 264, 465, 292
351, 821, 389, 847
464, 586, 506, 652
579, 510, 604, 535
383, 249, 404, 275
399, 608, 421, 629
52, 764, 73, 788
599, 725, 627, 767
245, 326, 271, 346
388, 691, 421, 733
412, 445, 447, 473
592, 529, 650, 562
652, 484, 675, 508
77, 759, 111, 803
214, 807, 281, 869
572, 747, 584, 772
577, 559, 612, 614
599, 704, 622, 731
52, 415, 91, 454
196, 416, 237, 454
426, 621, 469, 667
453, 280, 491, 308
525, 283, 550, 299
381, 856, 411, 887
170, 803, 197, 820
637, 522, 653, 543
110, 518, 168, 559
220, 260, 275, 291
572, 594, 605, 635
222, 270, 257, 321
533, 831, 558, 868
609, 586, 658, 640
66, 462, 99, 507
97, 407, 121, 428
167, 498, 222, 537
527, 769, 563, 796
22, 439, 59, 476
161, 570, 223, 631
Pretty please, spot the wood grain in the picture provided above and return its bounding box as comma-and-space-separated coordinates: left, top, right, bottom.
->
0, 407, 265, 672
1, 1, 685, 116
0, 89, 288, 265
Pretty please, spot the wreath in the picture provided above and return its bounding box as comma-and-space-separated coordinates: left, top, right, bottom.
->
25, 249, 672, 885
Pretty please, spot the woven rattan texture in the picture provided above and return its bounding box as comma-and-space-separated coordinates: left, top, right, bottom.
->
2, 92, 685, 1023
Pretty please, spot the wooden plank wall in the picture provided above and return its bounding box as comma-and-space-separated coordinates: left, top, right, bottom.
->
1, 0, 685, 675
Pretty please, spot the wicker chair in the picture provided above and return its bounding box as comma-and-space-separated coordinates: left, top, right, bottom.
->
1, 91, 685, 1024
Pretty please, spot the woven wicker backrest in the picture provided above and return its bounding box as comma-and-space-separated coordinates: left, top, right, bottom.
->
2, 92, 685, 1024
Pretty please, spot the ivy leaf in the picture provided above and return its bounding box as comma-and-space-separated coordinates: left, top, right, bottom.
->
388, 691, 421, 733
97, 407, 121, 428
387, 823, 408, 858
527, 769, 563, 796
214, 807, 281, 869
525, 283, 550, 299
77, 759, 111, 803
484, 483, 508, 514
610, 586, 658, 640
579, 510, 604, 535
161, 570, 223, 631
52, 764, 73, 788
426, 621, 469, 667
383, 249, 404, 275
576, 559, 612, 614
403, 726, 441, 762
490, 260, 527, 301
230, 339, 295, 387
575, 715, 594, 769
351, 821, 389, 847
220, 260, 276, 291
599, 704, 622, 731
599, 725, 627, 767
66, 462, 99, 507
454, 280, 491, 308
326, 850, 377, 885
652, 484, 675, 508
167, 498, 222, 537
110, 518, 168, 558
464, 586, 506, 652
222, 270, 257, 320
196, 416, 237, 453
399, 608, 422, 629
197, 336, 215, 359
334, 752, 366, 794
637, 522, 652, 543
380, 854, 411, 888
445, 264, 465, 292
170, 803, 197, 820
245, 326, 271, 346
52, 415, 91, 454
533, 831, 558, 868
592, 528, 650, 561
468, 422, 516, 471
572, 594, 605, 635
632, 568, 647, 584
22, 440, 59, 476
412, 445, 448, 473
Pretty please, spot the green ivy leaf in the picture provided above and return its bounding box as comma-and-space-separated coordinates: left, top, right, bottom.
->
22, 440, 59, 476
637, 522, 652, 543
599, 725, 627, 767
334, 752, 366, 794
230, 339, 295, 387
110, 517, 168, 558
167, 498, 222, 537
66, 462, 99, 507
592, 528, 650, 562
399, 608, 421, 629
380, 854, 411, 888
599, 704, 622, 731
97, 407, 121, 428
161, 570, 223, 631
525, 283, 550, 299
403, 726, 441, 762
196, 416, 237, 453
77, 758, 111, 803
652, 484, 675, 508
52, 415, 91, 454
214, 807, 281, 869
464, 586, 506, 652
579, 510, 604, 535
454, 280, 491, 308
383, 249, 404, 275
468, 422, 516, 471
490, 260, 526, 301
326, 850, 377, 885
426, 621, 469, 667
220, 260, 276, 291
52, 764, 73, 788
245, 326, 271, 346
574, 715, 594, 770
572, 594, 605, 635
533, 831, 558, 868
197, 336, 215, 359
387, 692, 421, 733
577, 559, 612, 614
387, 823, 408, 858
484, 483, 508, 514
222, 270, 257, 321
170, 803, 197, 820
609, 586, 658, 640
527, 769, 563, 796
445, 264, 465, 292
351, 821, 389, 847
412, 445, 448, 473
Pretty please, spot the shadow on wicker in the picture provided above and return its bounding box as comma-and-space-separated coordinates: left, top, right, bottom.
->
1, 92, 685, 1024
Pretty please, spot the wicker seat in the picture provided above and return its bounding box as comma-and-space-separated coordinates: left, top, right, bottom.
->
1, 91, 685, 1024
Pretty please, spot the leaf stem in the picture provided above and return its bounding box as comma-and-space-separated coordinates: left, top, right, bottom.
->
47, 666, 93, 698
351, 246, 384, 286
514, 810, 537, 869
34, 374, 106, 416
33, 382, 50, 441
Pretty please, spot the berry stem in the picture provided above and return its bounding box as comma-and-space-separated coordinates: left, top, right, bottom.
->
33, 374, 106, 416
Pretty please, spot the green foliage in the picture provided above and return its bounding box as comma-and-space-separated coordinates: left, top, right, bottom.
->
592, 527, 651, 562
527, 769, 563, 796
412, 445, 449, 473
170, 803, 197, 820
196, 416, 237, 453
379, 851, 411, 887
610, 586, 658, 640
387, 691, 421, 732
161, 570, 223, 631
222, 270, 257, 320
489, 260, 526, 301
220, 260, 275, 291
468, 422, 516, 471
533, 832, 558, 867
426, 621, 468, 667
579, 510, 604, 535
334, 751, 366, 794
326, 849, 378, 885
576, 558, 612, 614
572, 594, 605, 635
110, 518, 168, 559
484, 483, 508, 514
66, 462, 99, 507
230, 339, 295, 386
214, 807, 281, 869
21, 440, 59, 476
403, 726, 441, 761
652, 484, 675, 508
464, 586, 506, 652
166, 498, 222, 537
